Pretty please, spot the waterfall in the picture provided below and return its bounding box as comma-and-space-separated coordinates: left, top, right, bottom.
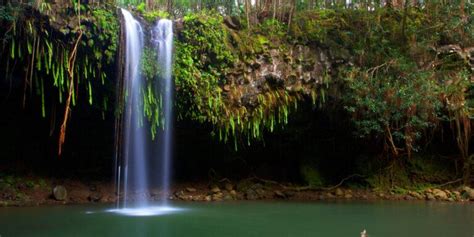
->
153, 19, 174, 206
111, 10, 180, 216
119, 8, 148, 208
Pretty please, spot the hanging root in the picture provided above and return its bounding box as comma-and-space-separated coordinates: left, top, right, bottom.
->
58, 2, 83, 156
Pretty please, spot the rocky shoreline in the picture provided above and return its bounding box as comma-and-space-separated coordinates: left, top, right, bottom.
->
1, 177, 474, 207
170, 182, 474, 203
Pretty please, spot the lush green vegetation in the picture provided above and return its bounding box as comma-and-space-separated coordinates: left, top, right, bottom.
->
172, 4, 473, 185
0, 3, 119, 153
0, 1, 472, 188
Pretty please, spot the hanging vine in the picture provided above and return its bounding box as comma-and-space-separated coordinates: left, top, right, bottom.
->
0, 4, 119, 155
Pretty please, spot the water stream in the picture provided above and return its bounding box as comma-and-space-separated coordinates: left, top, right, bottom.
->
153, 19, 174, 206
114, 9, 176, 215
119, 8, 147, 208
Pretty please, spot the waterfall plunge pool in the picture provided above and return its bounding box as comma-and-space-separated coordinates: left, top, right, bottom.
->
0, 201, 473, 236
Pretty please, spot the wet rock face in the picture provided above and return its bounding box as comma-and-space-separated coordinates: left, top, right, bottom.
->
223, 45, 335, 108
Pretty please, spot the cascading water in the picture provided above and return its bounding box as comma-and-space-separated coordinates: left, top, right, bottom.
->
118, 8, 148, 208
152, 19, 174, 206
111, 9, 180, 216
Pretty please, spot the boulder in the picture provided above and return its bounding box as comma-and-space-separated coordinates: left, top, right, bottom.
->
174, 190, 186, 200
452, 191, 461, 200
246, 189, 259, 200
335, 188, 344, 197
186, 187, 197, 193
432, 189, 448, 200
212, 192, 223, 201
224, 183, 234, 192
404, 195, 414, 201
210, 186, 221, 194
274, 190, 286, 199
425, 193, 436, 201
255, 188, 266, 196
461, 186, 474, 200
52, 185, 67, 201
223, 194, 234, 201
408, 191, 423, 200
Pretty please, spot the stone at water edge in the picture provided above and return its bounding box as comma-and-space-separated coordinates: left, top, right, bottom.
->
408, 191, 423, 200
461, 186, 474, 200
274, 190, 286, 199
185, 187, 197, 192
335, 188, 344, 196
210, 186, 221, 194
52, 185, 67, 201
223, 193, 234, 201
224, 183, 234, 192
246, 189, 259, 200
326, 192, 335, 199
432, 189, 448, 200
425, 193, 436, 201
212, 192, 223, 200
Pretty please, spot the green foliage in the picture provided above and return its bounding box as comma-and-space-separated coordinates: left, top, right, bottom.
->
0, 5, 119, 120
141, 48, 160, 80
136, 3, 170, 22
290, 9, 338, 45
140, 48, 164, 138
288, 7, 473, 157
136, 2, 146, 12
0, 5, 20, 22
343, 60, 441, 156
91, 8, 120, 64
174, 10, 235, 124
174, 11, 304, 149
143, 10, 170, 22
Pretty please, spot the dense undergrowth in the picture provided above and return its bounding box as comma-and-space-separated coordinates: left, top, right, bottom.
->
172, 4, 473, 186
174, 6, 472, 150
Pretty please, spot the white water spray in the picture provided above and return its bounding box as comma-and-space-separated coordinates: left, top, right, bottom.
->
119, 8, 148, 208
153, 19, 174, 206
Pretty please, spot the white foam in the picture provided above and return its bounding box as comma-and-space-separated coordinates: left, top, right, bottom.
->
106, 206, 183, 217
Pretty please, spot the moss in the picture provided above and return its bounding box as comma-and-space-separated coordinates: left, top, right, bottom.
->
174, 11, 309, 149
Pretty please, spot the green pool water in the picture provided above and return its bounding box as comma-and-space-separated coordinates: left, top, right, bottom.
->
0, 201, 473, 237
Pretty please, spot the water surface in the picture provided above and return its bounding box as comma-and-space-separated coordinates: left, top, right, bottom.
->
0, 201, 473, 237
